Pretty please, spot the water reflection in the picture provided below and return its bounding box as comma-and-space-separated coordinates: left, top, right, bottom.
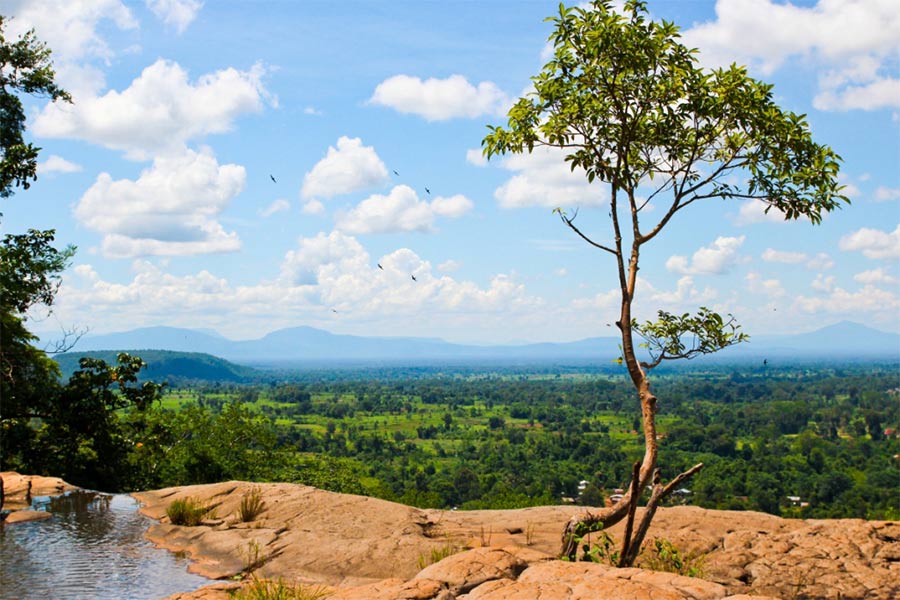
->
0, 491, 210, 599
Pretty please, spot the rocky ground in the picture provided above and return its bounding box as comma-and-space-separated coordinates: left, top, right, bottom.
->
130, 481, 900, 600
0, 471, 78, 523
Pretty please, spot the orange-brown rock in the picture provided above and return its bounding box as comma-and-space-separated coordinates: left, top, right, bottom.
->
135, 481, 900, 600
1, 471, 77, 510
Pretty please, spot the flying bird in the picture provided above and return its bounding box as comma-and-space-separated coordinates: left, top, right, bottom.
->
425, 187, 431, 195
763, 359, 768, 366
411, 274, 417, 282
269, 174, 277, 183
393, 170, 399, 176
377, 263, 384, 270
331, 308, 338, 313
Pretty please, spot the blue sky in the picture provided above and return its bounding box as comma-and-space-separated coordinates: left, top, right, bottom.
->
4, 0, 899, 345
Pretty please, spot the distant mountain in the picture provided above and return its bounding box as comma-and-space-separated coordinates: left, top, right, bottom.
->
64, 321, 899, 367
53, 350, 265, 383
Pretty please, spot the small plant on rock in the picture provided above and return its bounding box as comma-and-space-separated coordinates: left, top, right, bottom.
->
237, 487, 266, 523
166, 497, 213, 526
639, 537, 705, 578
231, 574, 331, 600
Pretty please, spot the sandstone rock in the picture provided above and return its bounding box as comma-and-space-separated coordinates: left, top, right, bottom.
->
135, 481, 899, 600
2, 509, 53, 524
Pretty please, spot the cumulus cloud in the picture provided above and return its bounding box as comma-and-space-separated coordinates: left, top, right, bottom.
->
33, 59, 270, 159
438, 259, 461, 273
733, 200, 788, 225
369, 74, 511, 121
666, 236, 746, 275
745, 271, 786, 297
794, 284, 900, 329
6, 0, 136, 65
335, 185, 473, 234
466, 148, 488, 167
493, 146, 602, 209
260, 198, 290, 217
683, 0, 900, 111
37, 155, 82, 175
146, 0, 203, 33
839, 224, 900, 259
875, 186, 900, 201
761, 248, 834, 270
74, 147, 244, 257
854, 268, 899, 285
301, 136, 388, 200
301, 200, 326, 215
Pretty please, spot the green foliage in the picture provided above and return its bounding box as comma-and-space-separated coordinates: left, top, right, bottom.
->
634, 308, 748, 369
483, 0, 847, 225
237, 487, 266, 523
416, 538, 461, 570
0, 15, 72, 199
166, 496, 213, 526
231, 575, 331, 600
639, 537, 705, 578
562, 521, 619, 564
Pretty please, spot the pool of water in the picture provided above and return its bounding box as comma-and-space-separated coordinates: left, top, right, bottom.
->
0, 491, 212, 600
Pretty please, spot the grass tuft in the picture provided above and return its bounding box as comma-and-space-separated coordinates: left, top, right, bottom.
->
230, 575, 331, 600
237, 487, 266, 523
166, 496, 213, 526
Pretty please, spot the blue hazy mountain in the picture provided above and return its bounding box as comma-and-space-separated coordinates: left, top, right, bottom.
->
65, 321, 898, 366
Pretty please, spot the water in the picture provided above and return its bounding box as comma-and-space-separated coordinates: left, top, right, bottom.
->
0, 491, 212, 600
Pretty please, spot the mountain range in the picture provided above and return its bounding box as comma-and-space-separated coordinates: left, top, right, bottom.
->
59, 320, 899, 367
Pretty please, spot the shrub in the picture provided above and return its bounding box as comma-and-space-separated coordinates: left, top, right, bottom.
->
416, 539, 460, 570
639, 537, 705, 578
231, 575, 331, 600
237, 487, 266, 523
166, 497, 212, 526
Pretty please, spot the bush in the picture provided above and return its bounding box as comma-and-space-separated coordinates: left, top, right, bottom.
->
231, 575, 330, 600
166, 496, 212, 526
639, 538, 705, 578
237, 487, 266, 523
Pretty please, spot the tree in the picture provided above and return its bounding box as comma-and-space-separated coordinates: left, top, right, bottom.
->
0, 15, 71, 199
483, 0, 846, 565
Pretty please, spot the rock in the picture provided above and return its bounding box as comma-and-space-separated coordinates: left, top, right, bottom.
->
134, 481, 900, 600
2, 509, 53, 524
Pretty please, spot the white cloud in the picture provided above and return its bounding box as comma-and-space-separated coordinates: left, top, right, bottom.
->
683, 0, 900, 111
303, 106, 323, 116
301, 200, 326, 215
466, 148, 488, 167
493, 146, 602, 209
854, 268, 899, 285
6, 0, 137, 65
301, 136, 388, 199
760, 248, 834, 271
34, 59, 270, 159
794, 284, 900, 329
336, 185, 472, 234
369, 74, 510, 121
37, 155, 82, 175
74, 147, 244, 257
761, 248, 806, 264
145, 0, 203, 33
745, 272, 786, 297
260, 198, 290, 217
875, 186, 900, 202
811, 274, 836, 292
839, 224, 900, 259
666, 236, 746, 275
733, 200, 788, 225
438, 260, 461, 273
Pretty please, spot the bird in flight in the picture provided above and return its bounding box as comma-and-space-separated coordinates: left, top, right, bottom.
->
425, 187, 431, 195
377, 263, 384, 270
269, 174, 277, 183
763, 359, 768, 366
411, 274, 417, 282
331, 308, 338, 313
393, 170, 399, 176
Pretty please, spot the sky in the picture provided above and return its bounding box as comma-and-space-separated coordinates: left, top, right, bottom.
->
3, 0, 899, 346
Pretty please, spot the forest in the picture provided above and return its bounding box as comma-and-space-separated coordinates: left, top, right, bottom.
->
8, 357, 897, 521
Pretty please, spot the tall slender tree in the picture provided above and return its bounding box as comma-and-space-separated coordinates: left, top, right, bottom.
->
483, 0, 847, 564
